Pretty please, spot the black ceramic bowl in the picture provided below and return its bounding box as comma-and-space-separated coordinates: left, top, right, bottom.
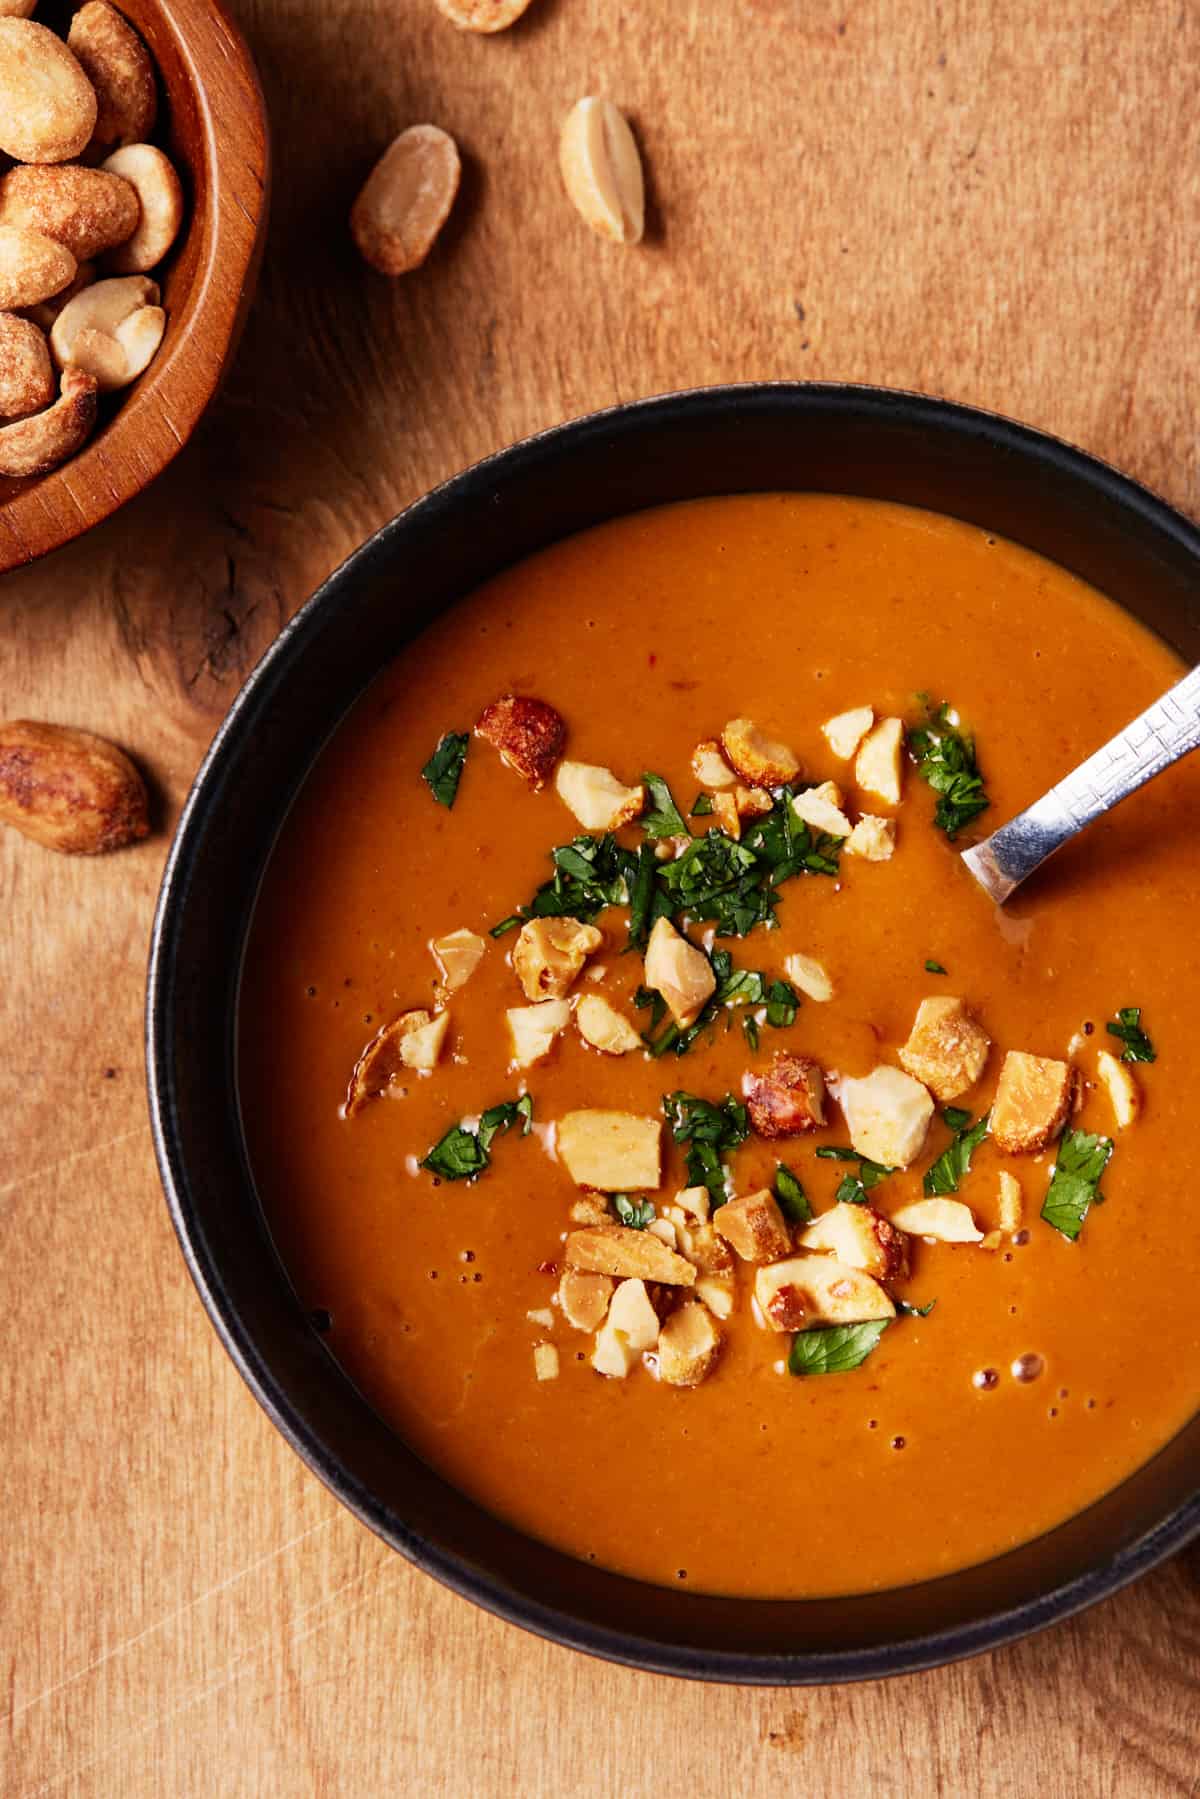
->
147, 383, 1200, 1683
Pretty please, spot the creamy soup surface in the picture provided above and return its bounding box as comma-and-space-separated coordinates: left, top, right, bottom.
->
239, 494, 1200, 1599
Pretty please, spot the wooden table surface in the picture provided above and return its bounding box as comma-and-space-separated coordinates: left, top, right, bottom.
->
4, 1, 1199, 1792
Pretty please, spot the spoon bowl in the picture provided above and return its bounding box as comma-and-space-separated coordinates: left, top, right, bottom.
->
961, 662, 1200, 903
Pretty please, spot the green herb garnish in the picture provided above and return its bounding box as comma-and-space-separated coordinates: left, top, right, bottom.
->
662, 1090, 750, 1206
641, 771, 689, 839
690, 793, 714, 816
741, 787, 843, 881
1105, 1006, 1156, 1064
908, 700, 990, 840
655, 828, 771, 936
895, 1297, 936, 1318
613, 1194, 656, 1229
499, 789, 838, 947
494, 832, 638, 934
420, 730, 469, 808
773, 1162, 813, 1224
653, 789, 841, 939
626, 842, 673, 951
765, 978, 799, 1028
419, 1124, 487, 1181
815, 1144, 895, 1204
743, 1014, 759, 1050
1040, 1128, 1114, 1241
421, 1094, 533, 1181
489, 914, 522, 939
925, 959, 948, 974
923, 1108, 990, 1196
788, 1320, 890, 1376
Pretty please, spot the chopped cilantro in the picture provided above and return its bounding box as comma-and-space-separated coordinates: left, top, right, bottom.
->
419, 1124, 487, 1181
925, 959, 948, 974
1040, 1129, 1114, 1241
923, 1109, 990, 1196
498, 790, 839, 947
788, 1319, 889, 1376
895, 1297, 936, 1318
741, 788, 843, 883
690, 793, 714, 816
765, 978, 799, 1028
773, 1162, 813, 1224
662, 1090, 749, 1206
634, 983, 667, 1034
908, 700, 990, 840
715, 956, 767, 1007
816, 1144, 894, 1204
420, 730, 469, 808
743, 1013, 760, 1050
495, 832, 638, 933
641, 771, 689, 839
626, 842, 672, 951
478, 1095, 533, 1149
1105, 1006, 1156, 1064
613, 1194, 656, 1229
421, 1094, 533, 1181
654, 790, 841, 939
655, 828, 770, 936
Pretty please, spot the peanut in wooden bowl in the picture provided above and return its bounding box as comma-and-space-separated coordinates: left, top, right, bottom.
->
0, 0, 269, 574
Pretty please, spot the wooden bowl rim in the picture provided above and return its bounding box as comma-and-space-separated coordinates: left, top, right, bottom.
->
0, 0, 269, 576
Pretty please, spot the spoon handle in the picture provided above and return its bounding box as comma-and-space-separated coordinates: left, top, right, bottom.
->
961, 662, 1200, 904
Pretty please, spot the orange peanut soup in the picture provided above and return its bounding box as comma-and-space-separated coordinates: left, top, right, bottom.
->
239, 494, 1200, 1599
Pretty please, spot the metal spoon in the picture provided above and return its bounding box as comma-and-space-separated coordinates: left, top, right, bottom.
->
960, 663, 1200, 904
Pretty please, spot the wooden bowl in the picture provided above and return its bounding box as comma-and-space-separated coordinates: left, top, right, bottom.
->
0, 0, 269, 574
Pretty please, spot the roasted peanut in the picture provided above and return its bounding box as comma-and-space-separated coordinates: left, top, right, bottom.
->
0, 19, 97, 164
101, 143, 182, 271
0, 308, 52, 416
50, 272, 163, 390
0, 162, 138, 260
722, 717, 799, 787
433, 0, 536, 30
0, 221, 75, 307
0, 718, 149, 853
744, 1052, 827, 1138
559, 97, 644, 245
67, 1, 156, 152
350, 124, 461, 277
0, 361, 94, 472
21, 255, 94, 329
475, 693, 566, 788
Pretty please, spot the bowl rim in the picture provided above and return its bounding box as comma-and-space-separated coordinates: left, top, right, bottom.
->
0, 0, 269, 575
147, 379, 1200, 1683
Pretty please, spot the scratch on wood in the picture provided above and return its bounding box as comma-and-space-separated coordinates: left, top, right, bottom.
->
23, 1550, 400, 1796
0, 1127, 146, 1205
5, 1516, 339, 1730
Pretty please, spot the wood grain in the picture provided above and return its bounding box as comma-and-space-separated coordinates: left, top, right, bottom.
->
3, 0, 1200, 1792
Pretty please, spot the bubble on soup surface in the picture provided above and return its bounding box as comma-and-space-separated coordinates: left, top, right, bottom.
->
972, 1368, 998, 1391
1012, 1352, 1044, 1383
